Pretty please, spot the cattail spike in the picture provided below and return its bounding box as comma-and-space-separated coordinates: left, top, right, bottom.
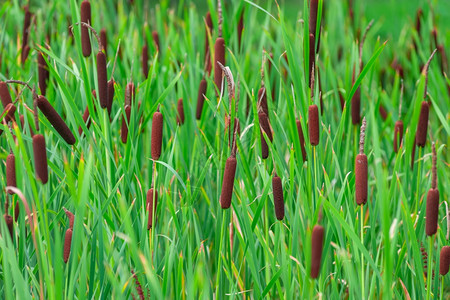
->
151, 110, 163, 160
272, 174, 285, 220
308, 104, 319, 146
121, 105, 132, 143
311, 225, 325, 278
80, 0, 92, 57
220, 156, 237, 209
37, 95, 76, 145
415, 101, 429, 147
6, 153, 16, 194
33, 134, 48, 184
214, 38, 225, 95
64, 208, 75, 230
296, 120, 308, 162
38, 52, 49, 96
100, 28, 107, 56
426, 188, 439, 236
440, 246, 450, 275
258, 112, 272, 159
237, 10, 244, 50
63, 228, 73, 263
196, 79, 207, 120
176, 98, 185, 125
0, 81, 13, 108
97, 51, 108, 108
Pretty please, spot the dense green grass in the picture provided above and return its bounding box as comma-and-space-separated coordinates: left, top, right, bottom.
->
0, 0, 449, 299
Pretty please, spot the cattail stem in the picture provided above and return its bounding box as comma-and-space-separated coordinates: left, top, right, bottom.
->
426, 237, 433, 300
360, 205, 365, 299
359, 20, 374, 70
359, 117, 366, 154
422, 49, 437, 99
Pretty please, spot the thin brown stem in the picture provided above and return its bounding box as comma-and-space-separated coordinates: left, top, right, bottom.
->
111, 40, 121, 80
422, 49, 437, 99
359, 20, 374, 70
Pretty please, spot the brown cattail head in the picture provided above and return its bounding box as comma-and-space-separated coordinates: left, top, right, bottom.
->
338, 91, 345, 111
311, 224, 324, 278
440, 246, 450, 276
214, 37, 226, 95
220, 156, 237, 209
21, 45, 31, 64
4, 214, 13, 240
151, 110, 163, 160
272, 174, 285, 220
38, 52, 49, 96
146, 188, 158, 230
63, 228, 73, 263
37, 95, 76, 145
22, 5, 32, 49
393, 120, 404, 153
14, 201, 20, 221
259, 112, 272, 159
204, 12, 213, 56
308, 104, 319, 146
80, 0, 92, 57
121, 105, 131, 144
79, 104, 91, 135
309, 0, 319, 37
33, 134, 48, 184
96, 51, 108, 108
6, 153, 16, 194
296, 120, 308, 162
437, 44, 448, 75
415, 101, 429, 147
237, 10, 244, 50
196, 79, 207, 120
379, 104, 388, 121
176, 98, 185, 125
425, 188, 439, 236
0, 81, 12, 108
125, 82, 135, 106
142, 44, 149, 78
355, 154, 368, 205
415, 8, 423, 36
100, 28, 107, 56
152, 31, 160, 53
309, 33, 315, 87
64, 209, 75, 230
107, 79, 115, 116
258, 87, 268, 116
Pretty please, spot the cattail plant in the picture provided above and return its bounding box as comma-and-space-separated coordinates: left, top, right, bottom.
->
196, 79, 207, 120
308, 104, 319, 146
33, 134, 48, 184
309, 0, 318, 38
214, 0, 225, 95
121, 105, 131, 143
151, 107, 163, 160
311, 224, 324, 278
272, 173, 284, 220
393, 81, 404, 153
21, 5, 32, 64
38, 52, 50, 96
0, 81, 12, 108
6, 153, 16, 194
296, 120, 307, 162
146, 188, 158, 230
37, 95, 76, 145
142, 41, 149, 78
80, 0, 92, 57
152, 31, 160, 53
176, 98, 185, 125
96, 49, 108, 108
259, 111, 272, 159
237, 9, 244, 50
426, 142, 439, 236
100, 28, 107, 57
63, 208, 74, 263
63, 228, 73, 263
258, 87, 268, 117
440, 246, 450, 276
355, 117, 367, 205
3, 103, 17, 123
415, 101, 429, 147
204, 12, 213, 58
220, 155, 237, 209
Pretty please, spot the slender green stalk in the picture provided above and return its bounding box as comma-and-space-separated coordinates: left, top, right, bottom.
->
426, 236, 433, 300
361, 204, 365, 300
